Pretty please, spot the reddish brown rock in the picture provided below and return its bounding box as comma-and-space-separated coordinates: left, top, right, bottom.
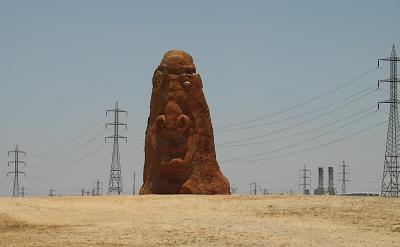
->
140, 50, 231, 194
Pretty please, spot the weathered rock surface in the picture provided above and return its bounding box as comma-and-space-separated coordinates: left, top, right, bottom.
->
140, 50, 231, 194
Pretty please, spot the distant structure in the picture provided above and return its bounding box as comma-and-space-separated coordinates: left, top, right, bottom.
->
299, 165, 311, 195
49, 187, 55, 197
132, 171, 136, 195
7, 145, 26, 197
106, 102, 127, 195
230, 185, 238, 194
378, 45, 400, 197
140, 50, 230, 194
338, 161, 350, 194
327, 167, 336, 195
250, 182, 261, 195
94, 179, 102, 196
314, 167, 325, 195
262, 188, 269, 195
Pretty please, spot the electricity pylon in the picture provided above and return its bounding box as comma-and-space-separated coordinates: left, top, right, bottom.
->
338, 161, 350, 194
106, 102, 127, 195
378, 45, 400, 197
299, 165, 311, 195
7, 145, 26, 197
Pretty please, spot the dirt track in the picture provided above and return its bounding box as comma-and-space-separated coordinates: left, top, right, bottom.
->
0, 195, 399, 246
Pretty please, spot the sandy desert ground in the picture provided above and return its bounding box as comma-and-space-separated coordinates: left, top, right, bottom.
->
0, 195, 399, 246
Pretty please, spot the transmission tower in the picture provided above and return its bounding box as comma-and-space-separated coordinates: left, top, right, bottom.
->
249, 182, 262, 195
378, 45, 400, 197
7, 145, 26, 197
106, 102, 127, 195
338, 161, 350, 194
49, 187, 55, 197
299, 165, 311, 195
94, 179, 102, 196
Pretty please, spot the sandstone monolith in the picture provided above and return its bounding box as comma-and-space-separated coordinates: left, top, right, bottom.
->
140, 50, 231, 194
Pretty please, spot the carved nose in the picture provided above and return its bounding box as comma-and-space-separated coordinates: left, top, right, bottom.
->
177, 114, 192, 130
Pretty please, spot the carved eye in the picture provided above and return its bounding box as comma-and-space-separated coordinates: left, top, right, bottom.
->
155, 115, 166, 129
183, 81, 190, 86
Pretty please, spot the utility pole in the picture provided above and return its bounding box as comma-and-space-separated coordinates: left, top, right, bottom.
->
8, 145, 26, 197
378, 45, 400, 197
299, 165, 311, 195
250, 182, 257, 195
250, 182, 262, 195
132, 171, 136, 195
95, 179, 102, 196
49, 187, 54, 197
338, 161, 350, 194
106, 102, 127, 195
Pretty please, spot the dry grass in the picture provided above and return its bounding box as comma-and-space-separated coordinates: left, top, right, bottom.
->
0, 195, 399, 246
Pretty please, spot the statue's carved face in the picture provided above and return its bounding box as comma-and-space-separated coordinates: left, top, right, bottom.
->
142, 50, 231, 194
155, 100, 192, 165
155, 77, 193, 166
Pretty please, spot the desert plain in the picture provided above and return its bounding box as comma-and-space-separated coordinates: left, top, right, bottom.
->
0, 195, 399, 246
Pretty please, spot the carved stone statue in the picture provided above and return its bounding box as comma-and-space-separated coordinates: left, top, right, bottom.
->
140, 50, 231, 194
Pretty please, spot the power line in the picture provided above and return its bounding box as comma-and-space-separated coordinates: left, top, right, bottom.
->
30, 130, 107, 169
32, 115, 106, 157
221, 109, 377, 162
219, 106, 376, 147
215, 67, 378, 130
28, 144, 108, 178
29, 151, 112, 180
213, 46, 387, 112
217, 84, 376, 132
30, 128, 107, 162
221, 120, 386, 164
217, 87, 376, 145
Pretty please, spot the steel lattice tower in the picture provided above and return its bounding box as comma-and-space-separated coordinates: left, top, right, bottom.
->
7, 145, 26, 197
106, 102, 127, 195
299, 165, 311, 195
338, 161, 349, 194
378, 45, 400, 197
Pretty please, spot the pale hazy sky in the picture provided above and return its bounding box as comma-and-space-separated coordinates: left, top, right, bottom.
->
0, 0, 399, 196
